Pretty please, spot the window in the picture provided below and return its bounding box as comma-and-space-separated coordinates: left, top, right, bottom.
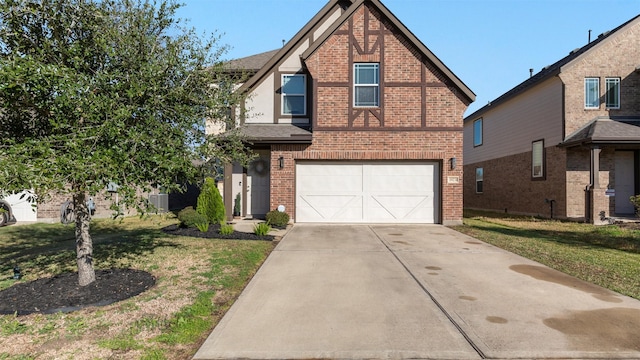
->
354, 63, 379, 107
282, 74, 306, 115
605, 77, 620, 109
532, 140, 544, 178
476, 168, 483, 193
473, 118, 483, 147
585, 78, 599, 109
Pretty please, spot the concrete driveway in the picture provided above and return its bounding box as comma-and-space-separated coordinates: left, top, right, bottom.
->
193, 224, 640, 360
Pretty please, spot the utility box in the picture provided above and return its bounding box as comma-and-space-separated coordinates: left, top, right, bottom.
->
148, 194, 169, 213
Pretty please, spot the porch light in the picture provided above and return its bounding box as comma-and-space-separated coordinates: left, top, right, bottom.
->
450, 157, 457, 170
278, 156, 285, 169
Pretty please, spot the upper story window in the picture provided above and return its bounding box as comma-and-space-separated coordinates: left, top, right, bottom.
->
282, 74, 306, 115
605, 77, 620, 109
584, 77, 600, 109
473, 118, 483, 147
532, 139, 545, 179
354, 63, 379, 107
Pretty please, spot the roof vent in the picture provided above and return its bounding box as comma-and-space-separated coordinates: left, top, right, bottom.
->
569, 47, 580, 55
598, 30, 611, 38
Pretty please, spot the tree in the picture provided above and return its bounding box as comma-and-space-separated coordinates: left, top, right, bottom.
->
0, 0, 252, 286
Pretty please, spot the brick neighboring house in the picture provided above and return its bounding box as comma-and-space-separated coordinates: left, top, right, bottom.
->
463, 14, 640, 224
217, 0, 474, 225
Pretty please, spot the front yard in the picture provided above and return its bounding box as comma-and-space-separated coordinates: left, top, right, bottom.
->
452, 210, 640, 300
0, 216, 275, 360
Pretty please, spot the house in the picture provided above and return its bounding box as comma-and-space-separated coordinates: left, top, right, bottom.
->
218, 0, 474, 225
463, 14, 640, 224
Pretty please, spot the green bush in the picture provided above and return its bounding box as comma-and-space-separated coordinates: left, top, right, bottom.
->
195, 221, 209, 233
219, 224, 234, 235
253, 222, 271, 236
177, 207, 208, 228
197, 177, 225, 224
265, 210, 289, 228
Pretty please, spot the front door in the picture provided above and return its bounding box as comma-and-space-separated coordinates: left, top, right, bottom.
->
614, 151, 635, 215
246, 150, 270, 218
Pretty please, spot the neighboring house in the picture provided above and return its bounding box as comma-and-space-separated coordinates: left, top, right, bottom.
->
217, 0, 474, 224
463, 14, 640, 224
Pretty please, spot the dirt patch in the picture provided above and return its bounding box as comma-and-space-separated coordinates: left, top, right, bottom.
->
0, 269, 155, 315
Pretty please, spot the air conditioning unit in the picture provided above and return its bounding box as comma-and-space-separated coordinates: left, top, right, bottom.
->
148, 194, 168, 213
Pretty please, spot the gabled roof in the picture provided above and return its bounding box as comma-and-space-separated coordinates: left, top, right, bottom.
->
237, 0, 475, 103
560, 117, 640, 147
464, 14, 640, 122
224, 50, 280, 74
301, 0, 475, 103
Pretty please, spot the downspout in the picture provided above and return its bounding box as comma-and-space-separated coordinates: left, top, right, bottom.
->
585, 146, 601, 223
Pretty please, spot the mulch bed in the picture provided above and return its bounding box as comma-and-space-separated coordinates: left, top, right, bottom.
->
161, 223, 275, 241
0, 223, 274, 316
0, 269, 156, 316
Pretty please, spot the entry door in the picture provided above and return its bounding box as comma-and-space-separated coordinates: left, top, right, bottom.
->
247, 151, 270, 218
615, 151, 635, 215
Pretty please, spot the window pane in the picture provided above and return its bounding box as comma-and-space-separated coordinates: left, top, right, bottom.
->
532, 141, 543, 177
283, 95, 305, 115
283, 75, 305, 94
355, 86, 379, 107
355, 64, 378, 84
606, 78, 620, 108
473, 119, 483, 146
476, 168, 483, 193
585, 78, 599, 108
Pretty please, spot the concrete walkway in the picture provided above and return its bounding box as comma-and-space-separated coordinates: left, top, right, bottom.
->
193, 224, 640, 360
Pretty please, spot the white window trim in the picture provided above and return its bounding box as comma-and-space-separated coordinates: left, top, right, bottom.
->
476, 167, 483, 194
584, 77, 600, 109
281, 74, 306, 116
354, 63, 380, 108
473, 118, 483, 147
532, 140, 544, 179
605, 77, 620, 109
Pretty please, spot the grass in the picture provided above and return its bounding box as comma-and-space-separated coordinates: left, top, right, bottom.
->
0, 215, 275, 359
452, 209, 640, 299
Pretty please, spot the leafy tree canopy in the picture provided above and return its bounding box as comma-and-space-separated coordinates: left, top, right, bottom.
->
0, 0, 251, 285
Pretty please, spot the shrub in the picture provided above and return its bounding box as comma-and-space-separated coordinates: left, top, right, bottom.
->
195, 220, 209, 233
630, 195, 640, 216
265, 210, 289, 228
233, 193, 241, 216
177, 207, 208, 228
219, 224, 234, 235
197, 177, 225, 225
253, 222, 271, 236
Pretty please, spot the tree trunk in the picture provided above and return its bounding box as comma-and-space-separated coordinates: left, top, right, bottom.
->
74, 192, 96, 286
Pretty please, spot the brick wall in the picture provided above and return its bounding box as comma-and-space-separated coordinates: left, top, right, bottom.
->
268, 2, 469, 224
559, 20, 640, 136
464, 146, 568, 219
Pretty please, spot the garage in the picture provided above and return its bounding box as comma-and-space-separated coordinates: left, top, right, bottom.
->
296, 161, 439, 223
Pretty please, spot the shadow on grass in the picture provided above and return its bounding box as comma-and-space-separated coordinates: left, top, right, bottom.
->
462, 218, 640, 255
0, 220, 181, 279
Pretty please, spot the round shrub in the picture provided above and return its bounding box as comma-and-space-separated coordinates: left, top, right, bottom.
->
265, 210, 290, 228
178, 206, 208, 228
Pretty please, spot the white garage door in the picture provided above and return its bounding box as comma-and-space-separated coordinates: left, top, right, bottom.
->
296, 161, 439, 223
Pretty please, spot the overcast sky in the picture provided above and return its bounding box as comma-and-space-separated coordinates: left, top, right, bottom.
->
176, 0, 640, 115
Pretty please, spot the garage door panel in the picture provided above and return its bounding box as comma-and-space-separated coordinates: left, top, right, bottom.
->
296, 162, 438, 223
297, 195, 363, 221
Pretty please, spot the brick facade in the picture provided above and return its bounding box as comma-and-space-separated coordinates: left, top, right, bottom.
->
268, 3, 469, 224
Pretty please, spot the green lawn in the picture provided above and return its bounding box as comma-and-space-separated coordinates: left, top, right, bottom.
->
0, 215, 275, 360
452, 210, 640, 300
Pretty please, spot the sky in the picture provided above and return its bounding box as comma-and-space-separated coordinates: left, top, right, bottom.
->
175, 0, 640, 116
